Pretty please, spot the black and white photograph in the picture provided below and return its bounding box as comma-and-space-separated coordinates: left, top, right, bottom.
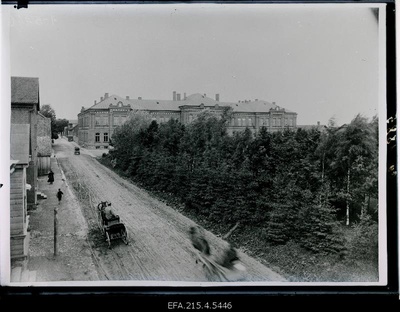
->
0, 1, 392, 291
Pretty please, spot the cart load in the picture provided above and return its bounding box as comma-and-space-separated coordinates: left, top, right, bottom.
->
97, 201, 128, 249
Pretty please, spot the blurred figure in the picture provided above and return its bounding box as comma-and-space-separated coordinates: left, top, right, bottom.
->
188, 225, 247, 282
189, 226, 210, 256
47, 170, 54, 184
214, 244, 239, 270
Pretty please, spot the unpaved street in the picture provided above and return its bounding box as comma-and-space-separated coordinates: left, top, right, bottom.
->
55, 138, 286, 283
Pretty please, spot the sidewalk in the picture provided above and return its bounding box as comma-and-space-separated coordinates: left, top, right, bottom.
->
10, 154, 99, 283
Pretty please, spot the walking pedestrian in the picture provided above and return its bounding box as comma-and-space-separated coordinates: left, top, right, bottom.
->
47, 170, 54, 184
56, 188, 64, 204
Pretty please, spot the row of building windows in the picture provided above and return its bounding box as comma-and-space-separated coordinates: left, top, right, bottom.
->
95, 132, 109, 142
150, 115, 295, 127
230, 117, 295, 127
151, 116, 178, 123
80, 113, 295, 129
80, 115, 128, 128
79, 132, 109, 143
231, 118, 253, 127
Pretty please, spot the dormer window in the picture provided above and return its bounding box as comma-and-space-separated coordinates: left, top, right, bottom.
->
117, 101, 123, 107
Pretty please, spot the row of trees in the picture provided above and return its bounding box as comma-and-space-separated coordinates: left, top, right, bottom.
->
108, 110, 379, 255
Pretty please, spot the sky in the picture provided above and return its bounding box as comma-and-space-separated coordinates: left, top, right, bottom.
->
3, 3, 384, 126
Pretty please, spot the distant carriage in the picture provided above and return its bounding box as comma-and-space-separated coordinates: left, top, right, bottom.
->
97, 201, 128, 249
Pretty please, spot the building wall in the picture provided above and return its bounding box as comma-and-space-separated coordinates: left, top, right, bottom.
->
149, 110, 181, 124
78, 107, 131, 149
10, 166, 29, 259
77, 101, 297, 148
37, 115, 52, 175
11, 104, 38, 209
37, 114, 51, 137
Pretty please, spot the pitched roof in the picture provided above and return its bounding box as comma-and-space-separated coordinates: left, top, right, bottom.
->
83, 93, 296, 114
228, 100, 275, 113
129, 93, 218, 111
10, 124, 30, 164
11, 77, 40, 108
87, 94, 143, 110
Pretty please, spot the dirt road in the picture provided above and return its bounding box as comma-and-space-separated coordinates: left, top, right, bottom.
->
55, 138, 286, 283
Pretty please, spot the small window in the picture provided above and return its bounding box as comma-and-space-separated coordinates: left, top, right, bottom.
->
95, 133, 100, 142
104, 133, 109, 142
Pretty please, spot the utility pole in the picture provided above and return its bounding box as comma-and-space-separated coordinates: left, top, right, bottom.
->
54, 206, 58, 256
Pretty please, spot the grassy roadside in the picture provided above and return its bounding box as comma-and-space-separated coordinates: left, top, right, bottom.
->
97, 155, 379, 283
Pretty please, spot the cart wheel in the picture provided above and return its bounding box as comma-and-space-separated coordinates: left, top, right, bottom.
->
122, 229, 129, 245
106, 232, 111, 249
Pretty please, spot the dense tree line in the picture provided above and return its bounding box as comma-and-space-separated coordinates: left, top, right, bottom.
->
108, 110, 379, 255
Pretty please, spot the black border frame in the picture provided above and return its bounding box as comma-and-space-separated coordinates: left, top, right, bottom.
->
0, 0, 398, 308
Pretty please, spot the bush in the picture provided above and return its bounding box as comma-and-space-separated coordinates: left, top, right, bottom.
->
345, 214, 378, 262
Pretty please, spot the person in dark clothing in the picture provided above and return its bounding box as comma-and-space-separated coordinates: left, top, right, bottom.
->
47, 170, 54, 184
56, 189, 64, 204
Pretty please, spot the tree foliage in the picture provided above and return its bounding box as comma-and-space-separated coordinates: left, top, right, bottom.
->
39, 104, 71, 139
108, 113, 379, 256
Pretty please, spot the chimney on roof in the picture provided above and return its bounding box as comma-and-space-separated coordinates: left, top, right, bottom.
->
138, 97, 142, 100
177, 93, 181, 101
101, 96, 104, 101
317, 121, 320, 126
184, 92, 187, 100
272, 101, 276, 105
204, 93, 207, 97
216, 94, 220, 101
173, 91, 177, 101
105, 93, 109, 99
126, 96, 130, 100
94, 100, 97, 105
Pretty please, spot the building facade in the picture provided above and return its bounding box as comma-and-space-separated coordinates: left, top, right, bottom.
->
37, 112, 52, 176
11, 77, 40, 210
78, 92, 297, 149
10, 125, 30, 260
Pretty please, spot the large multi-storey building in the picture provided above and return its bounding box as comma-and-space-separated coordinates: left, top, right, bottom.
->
78, 92, 297, 149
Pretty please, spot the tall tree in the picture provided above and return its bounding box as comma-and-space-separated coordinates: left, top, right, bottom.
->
331, 114, 376, 225
40, 104, 56, 121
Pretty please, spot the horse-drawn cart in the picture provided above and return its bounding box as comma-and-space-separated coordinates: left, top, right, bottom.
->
97, 201, 128, 248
